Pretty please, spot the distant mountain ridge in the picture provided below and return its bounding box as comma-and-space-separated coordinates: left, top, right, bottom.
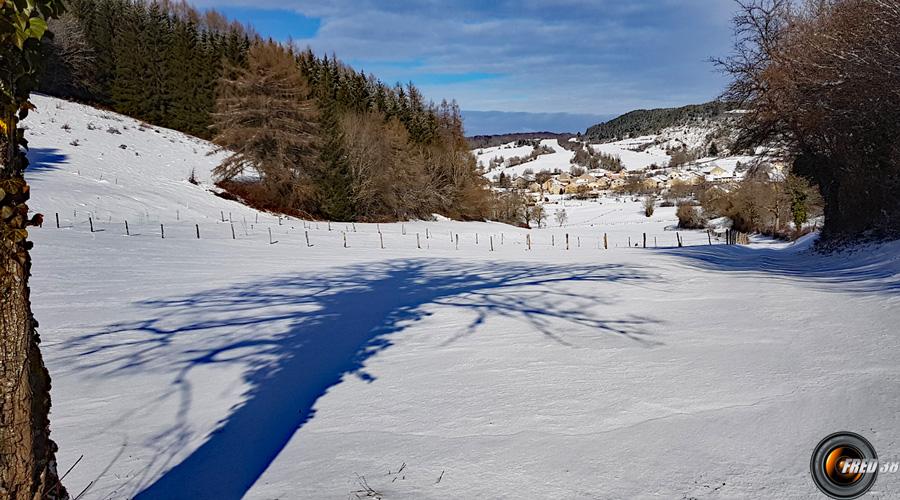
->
467, 132, 575, 150
462, 110, 614, 137
585, 101, 735, 143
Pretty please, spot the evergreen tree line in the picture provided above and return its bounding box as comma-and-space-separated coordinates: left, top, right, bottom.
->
585, 102, 734, 143
39, 0, 490, 222
214, 43, 490, 222
40, 0, 251, 138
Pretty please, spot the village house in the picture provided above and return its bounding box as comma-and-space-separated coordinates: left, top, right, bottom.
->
542, 178, 566, 195
703, 164, 731, 182
575, 173, 597, 184
669, 170, 703, 185
589, 177, 611, 190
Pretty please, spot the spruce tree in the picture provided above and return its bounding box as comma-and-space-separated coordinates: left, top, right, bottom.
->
313, 65, 356, 221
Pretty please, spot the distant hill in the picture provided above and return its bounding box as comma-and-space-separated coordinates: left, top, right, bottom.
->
585, 102, 734, 142
462, 110, 613, 137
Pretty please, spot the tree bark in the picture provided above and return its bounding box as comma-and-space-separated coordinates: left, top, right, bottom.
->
0, 130, 67, 499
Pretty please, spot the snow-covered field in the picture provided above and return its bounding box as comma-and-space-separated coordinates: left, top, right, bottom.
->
23, 96, 900, 499
478, 139, 575, 181
591, 136, 672, 172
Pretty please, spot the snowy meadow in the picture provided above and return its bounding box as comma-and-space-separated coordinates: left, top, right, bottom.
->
23, 97, 900, 499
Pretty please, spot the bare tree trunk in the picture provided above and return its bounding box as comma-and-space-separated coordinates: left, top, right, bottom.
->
0, 126, 67, 499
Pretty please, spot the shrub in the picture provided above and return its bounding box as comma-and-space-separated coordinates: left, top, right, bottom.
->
676, 202, 705, 229
188, 168, 199, 185
643, 196, 655, 217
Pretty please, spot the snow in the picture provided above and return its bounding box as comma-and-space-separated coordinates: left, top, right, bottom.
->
590, 137, 672, 172
481, 139, 575, 180
22, 96, 900, 499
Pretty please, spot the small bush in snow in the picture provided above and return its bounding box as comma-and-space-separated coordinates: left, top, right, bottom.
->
87, 122, 98, 131
188, 168, 199, 185
69, 140, 80, 147
119, 144, 128, 150
643, 196, 655, 217
555, 208, 568, 227
677, 202, 705, 229
61, 123, 71, 132
107, 127, 121, 135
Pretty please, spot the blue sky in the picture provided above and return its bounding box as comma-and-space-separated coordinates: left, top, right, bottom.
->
192, 1, 737, 134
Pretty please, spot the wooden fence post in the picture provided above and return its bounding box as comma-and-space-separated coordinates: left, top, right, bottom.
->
455, 234, 459, 250
306, 231, 311, 247
677, 232, 683, 247
566, 233, 570, 250
125, 220, 129, 236
604, 233, 608, 250
220, 211, 225, 222
196, 224, 200, 239
417, 233, 421, 249
55, 213, 59, 228
379, 232, 384, 249
231, 223, 236, 240
643, 233, 646, 248
527, 234, 532, 251
160, 224, 165, 239
490, 236, 494, 252
343, 231, 347, 248
89, 217, 94, 233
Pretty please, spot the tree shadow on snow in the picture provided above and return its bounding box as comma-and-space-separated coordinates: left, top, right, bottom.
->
26, 147, 68, 173
660, 241, 900, 295
64, 259, 662, 499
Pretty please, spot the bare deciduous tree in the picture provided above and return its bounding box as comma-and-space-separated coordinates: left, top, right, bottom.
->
717, 0, 900, 240
41, 13, 96, 99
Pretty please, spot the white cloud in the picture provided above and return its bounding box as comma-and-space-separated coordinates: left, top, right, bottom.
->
192, 0, 736, 114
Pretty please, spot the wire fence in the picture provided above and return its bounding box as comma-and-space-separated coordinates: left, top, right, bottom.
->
42, 210, 746, 253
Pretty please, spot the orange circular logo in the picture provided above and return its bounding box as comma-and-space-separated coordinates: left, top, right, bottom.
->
811, 432, 878, 499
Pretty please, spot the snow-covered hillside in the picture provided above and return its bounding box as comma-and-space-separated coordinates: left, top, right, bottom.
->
24, 94, 252, 229
478, 139, 576, 181
23, 96, 900, 499
477, 123, 750, 181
